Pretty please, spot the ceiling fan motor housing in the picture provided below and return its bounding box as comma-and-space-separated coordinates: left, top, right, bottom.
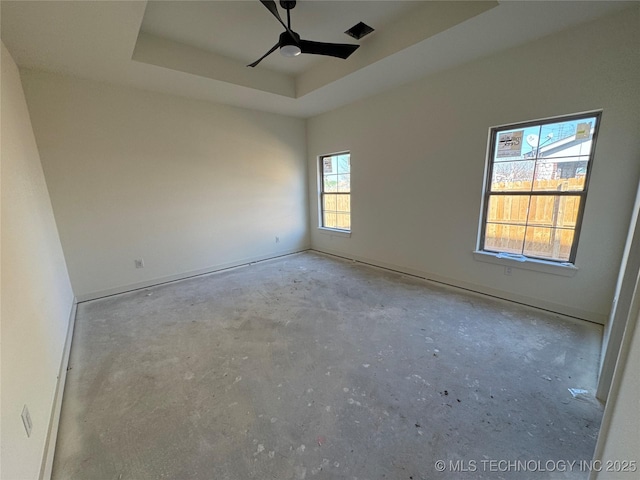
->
279, 0, 296, 10
279, 30, 301, 56
280, 30, 300, 46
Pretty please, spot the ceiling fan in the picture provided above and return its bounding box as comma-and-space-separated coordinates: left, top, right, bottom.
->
248, 0, 360, 68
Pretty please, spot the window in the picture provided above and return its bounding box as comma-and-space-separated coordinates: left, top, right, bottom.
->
319, 152, 351, 231
479, 112, 601, 264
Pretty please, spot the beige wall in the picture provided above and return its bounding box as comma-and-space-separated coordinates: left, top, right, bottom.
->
20, 72, 309, 300
1, 43, 74, 480
307, 7, 640, 324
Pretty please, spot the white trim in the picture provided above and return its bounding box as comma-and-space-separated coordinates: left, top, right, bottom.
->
76, 249, 309, 302
596, 178, 640, 401
589, 267, 640, 479
39, 299, 78, 480
473, 250, 578, 277
317, 227, 351, 238
312, 247, 605, 324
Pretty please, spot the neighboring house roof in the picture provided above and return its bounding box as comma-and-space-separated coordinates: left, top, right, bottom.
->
538, 129, 594, 163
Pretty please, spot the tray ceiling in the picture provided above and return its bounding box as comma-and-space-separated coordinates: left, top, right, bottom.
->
1, 1, 632, 118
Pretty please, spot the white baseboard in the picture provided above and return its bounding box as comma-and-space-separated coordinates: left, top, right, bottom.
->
39, 299, 78, 480
76, 248, 310, 303
312, 247, 607, 325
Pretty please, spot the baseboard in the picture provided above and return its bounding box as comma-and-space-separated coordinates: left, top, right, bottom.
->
76, 248, 310, 303
39, 298, 78, 480
311, 248, 607, 325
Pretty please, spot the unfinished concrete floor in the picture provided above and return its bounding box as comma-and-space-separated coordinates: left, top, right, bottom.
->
53, 252, 604, 479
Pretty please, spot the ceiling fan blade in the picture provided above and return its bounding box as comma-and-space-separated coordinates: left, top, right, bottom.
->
259, 0, 294, 35
298, 40, 359, 59
247, 42, 281, 68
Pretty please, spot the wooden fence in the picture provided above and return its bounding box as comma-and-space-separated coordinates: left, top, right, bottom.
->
485, 178, 584, 260
322, 194, 351, 230
322, 178, 585, 259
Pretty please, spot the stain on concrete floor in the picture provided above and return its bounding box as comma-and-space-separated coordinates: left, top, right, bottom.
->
53, 252, 603, 479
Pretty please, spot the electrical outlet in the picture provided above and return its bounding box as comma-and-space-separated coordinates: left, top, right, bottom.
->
135, 258, 144, 269
21, 405, 32, 438
275, 236, 280, 243
504, 266, 512, 276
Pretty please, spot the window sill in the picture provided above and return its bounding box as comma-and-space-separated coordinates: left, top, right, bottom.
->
318, 227, 351, 238
473, 251, 578, 277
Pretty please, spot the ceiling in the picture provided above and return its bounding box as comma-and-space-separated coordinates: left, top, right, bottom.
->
1, 1, 634, 118
140, 1, 422, 75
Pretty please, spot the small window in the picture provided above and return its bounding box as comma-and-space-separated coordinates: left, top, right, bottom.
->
319, 152, 351, 231
479, 112, 601, 264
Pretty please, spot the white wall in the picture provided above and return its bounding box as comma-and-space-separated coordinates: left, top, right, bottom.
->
20, 72, 309, 300
1, 42, 74, 480
307, 7, 640, 324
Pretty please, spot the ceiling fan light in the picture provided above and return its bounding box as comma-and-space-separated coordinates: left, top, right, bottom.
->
280, 44, 301, 57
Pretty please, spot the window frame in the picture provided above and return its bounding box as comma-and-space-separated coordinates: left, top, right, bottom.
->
478, 111, 602, 266
318, 151, 351, 233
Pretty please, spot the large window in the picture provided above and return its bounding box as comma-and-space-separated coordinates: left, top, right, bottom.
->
479, 112, 601, 264
319, 152, 351, 231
